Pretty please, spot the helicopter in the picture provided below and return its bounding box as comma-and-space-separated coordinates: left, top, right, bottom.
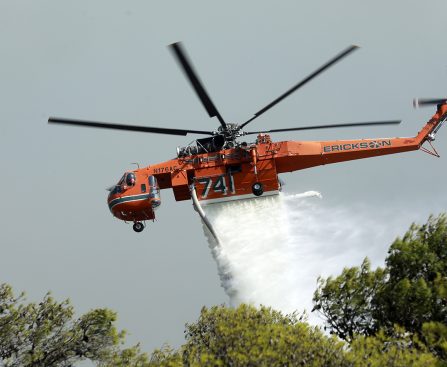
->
49, 42, 446, 232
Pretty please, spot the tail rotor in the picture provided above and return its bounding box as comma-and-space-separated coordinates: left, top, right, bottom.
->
413, 98, 447, 108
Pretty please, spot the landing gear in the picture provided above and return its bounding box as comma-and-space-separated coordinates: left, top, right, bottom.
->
252, 182, 263, 196
133, 222, 144, 233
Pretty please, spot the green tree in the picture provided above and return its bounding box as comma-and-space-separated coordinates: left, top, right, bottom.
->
2, 282, 440, 366
346, 328, 439, 367
142, 304, 440, 367
144, 345, 182, 367
313, 214, 447, 359
421, 321, 447, 362
312, 258, 386, 341
376, 215, 447, 333
0, 283, 149, 367
181, 304, 349, 366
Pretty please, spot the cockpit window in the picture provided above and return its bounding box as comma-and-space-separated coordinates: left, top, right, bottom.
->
111, 185, 122, 195
125, 173, 136, 186
117, 175, 125, 186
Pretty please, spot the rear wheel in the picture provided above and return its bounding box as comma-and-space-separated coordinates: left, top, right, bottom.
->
133, 222, 144, 233
252, 182, 263, 196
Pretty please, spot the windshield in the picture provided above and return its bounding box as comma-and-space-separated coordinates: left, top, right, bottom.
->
109, 172, 135, 195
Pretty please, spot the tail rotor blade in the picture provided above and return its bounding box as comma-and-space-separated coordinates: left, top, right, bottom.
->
413, 98, 447, 108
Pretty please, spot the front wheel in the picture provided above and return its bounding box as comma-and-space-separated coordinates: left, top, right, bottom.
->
133, 222, 144, 233
252, 182, 263, 196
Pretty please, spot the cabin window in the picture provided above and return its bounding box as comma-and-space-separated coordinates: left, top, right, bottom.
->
141, 184, 147, 193
125, 172, 136, 186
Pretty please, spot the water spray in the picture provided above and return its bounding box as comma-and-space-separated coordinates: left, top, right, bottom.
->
194, 191, 408, 319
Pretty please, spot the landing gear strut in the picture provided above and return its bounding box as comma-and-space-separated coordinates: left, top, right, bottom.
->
133, 222, 144, 233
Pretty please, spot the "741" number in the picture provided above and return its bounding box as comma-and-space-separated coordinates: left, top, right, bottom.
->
197, 167, 241, 198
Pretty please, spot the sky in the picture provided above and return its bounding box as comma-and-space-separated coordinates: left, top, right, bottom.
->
1, 0, 447, 354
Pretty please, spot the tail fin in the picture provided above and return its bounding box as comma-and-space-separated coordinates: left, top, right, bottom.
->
414, 100, 447, 152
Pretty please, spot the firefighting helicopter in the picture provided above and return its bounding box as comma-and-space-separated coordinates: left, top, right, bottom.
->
49, 42, 446, 232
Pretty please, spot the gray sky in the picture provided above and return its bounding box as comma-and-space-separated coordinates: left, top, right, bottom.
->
1, 0, 447, 354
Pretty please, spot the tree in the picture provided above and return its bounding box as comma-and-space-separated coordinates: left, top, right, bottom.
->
313, 214, 447, 359
376, 215, 447, 333
180, 304, 349, 366
142, 304, 439, 367
421, 321, 447, 361
0, 283, 149, 367
346, 328, 439, 367
312, 258, 386, 341
2, 283, 440, 366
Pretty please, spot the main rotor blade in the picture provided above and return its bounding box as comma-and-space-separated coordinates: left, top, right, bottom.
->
245, 120, 401, 135
48, 117, 214, 136
169, 42, 227, 129
413, 98, 447, 108
240, 45, 359, 129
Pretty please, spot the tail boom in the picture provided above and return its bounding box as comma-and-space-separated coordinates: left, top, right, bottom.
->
274, 104, 447, 173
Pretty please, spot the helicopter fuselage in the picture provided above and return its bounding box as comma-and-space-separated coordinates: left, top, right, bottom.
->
106, 103, 446, 227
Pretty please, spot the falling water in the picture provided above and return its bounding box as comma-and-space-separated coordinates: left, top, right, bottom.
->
200, 191, 404, 318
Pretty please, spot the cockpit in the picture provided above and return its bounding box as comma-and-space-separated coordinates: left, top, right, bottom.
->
106, 172, 162, 231
109, 172, 137, 195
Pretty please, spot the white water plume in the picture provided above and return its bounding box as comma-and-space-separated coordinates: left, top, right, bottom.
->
200, 191, 406, 318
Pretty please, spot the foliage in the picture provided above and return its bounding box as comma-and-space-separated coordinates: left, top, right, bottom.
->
422, 322, 447, 362
146, 345, 182, 367
377, 214, 447, 333
346, 328, 440, 367
313, 214, 447, 359
140, 304, 442, 367
2, 284, 443, 366
312, 258, 386, 340
97, 343, 153, 367
181, 304, 348, 366
0, 283, 149, 367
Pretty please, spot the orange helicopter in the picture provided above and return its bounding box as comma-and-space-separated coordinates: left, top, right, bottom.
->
49, 42, 446, 232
